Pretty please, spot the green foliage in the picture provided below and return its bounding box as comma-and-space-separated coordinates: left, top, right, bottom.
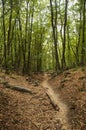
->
0, 0, 86, 73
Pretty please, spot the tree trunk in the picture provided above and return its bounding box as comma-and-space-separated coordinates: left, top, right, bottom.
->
76, 10, 82, 65
7, 0, 13, 56
27, 4, 34, 73
22, 1, 29, 74
50, 0, 60, 71
81, 0, 86, 65
2, 0, 7, 69
62, 0, 68, 69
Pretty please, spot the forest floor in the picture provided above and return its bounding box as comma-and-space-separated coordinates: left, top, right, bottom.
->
0, 67, 86, 130
49, 67, 86, 130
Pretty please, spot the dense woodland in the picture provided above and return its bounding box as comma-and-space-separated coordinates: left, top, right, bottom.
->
0, 1, 86, 129
0, 0, 86, 73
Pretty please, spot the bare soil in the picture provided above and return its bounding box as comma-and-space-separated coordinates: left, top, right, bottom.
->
42, 74, 71, 130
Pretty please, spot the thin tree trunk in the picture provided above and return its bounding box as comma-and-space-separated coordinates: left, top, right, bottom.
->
2, 0, 7, 69
67, 25, 71, 66
7, 0, 13, 56
62, 0, 68, 69
50, 0, 60, 71
27, 5, 34, 73
76, 11, 82, 65
81, 0, 86, 65
22, 1, 29, 74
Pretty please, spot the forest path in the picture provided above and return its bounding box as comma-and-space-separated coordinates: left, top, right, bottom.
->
41, 74, 71, 130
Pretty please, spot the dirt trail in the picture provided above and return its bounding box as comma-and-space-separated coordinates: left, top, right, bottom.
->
41, 74, 71, 130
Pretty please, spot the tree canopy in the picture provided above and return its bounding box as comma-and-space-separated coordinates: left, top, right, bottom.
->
0, 0, 86, 73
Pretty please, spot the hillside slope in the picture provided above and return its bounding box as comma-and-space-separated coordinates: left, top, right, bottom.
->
49, 67, 86, 130
0, 68, 86, 130
0, 72, 63, 130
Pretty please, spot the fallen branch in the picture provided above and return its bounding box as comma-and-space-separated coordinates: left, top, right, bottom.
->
45, 90, 59, 111
4, 83, 33, 94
